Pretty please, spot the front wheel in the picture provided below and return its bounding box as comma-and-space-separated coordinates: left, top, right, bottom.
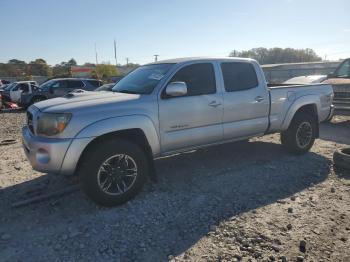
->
79, 138, 149, 206
281, 113, 317, 154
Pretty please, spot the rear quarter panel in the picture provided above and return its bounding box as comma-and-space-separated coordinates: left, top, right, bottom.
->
269, 84, 333, 132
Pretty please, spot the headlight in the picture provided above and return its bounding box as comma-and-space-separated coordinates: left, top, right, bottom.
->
36, 113, 72, 136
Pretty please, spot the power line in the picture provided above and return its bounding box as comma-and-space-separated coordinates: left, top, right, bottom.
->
94, 43, 98, 65
114, 39, 117, 66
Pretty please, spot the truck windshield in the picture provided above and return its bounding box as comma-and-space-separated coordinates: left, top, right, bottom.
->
4, 83, 15, 91
112, 63, 175, 94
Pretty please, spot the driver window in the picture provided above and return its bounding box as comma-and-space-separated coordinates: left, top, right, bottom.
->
335, 60, 350, 77
169, 63, 216, 96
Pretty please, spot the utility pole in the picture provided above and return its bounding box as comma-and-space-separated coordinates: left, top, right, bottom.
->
126, 57, 129, 66
154, 54, 159, 62
114, 39, 117, 66
94, 43, 98, 65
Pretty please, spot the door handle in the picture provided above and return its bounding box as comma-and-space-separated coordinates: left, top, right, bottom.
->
255, 96, 264, 102
208, 101, 221, 107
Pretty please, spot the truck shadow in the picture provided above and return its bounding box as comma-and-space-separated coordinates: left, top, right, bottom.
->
0, 140, 330, 261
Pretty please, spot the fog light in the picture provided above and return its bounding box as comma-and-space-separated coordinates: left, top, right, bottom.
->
36, 149, 50, 164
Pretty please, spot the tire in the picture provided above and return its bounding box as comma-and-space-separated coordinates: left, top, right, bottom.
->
333, 148, 350, 171
281, 112, 317, 154
79, 138, 149, 206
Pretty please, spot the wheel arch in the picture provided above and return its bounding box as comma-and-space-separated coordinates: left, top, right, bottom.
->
75, 115, 160, 156
282, 95, 320, 133
67, 115, 160, 176
76, 128, 153, 173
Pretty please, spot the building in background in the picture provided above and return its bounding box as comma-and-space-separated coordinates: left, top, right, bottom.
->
262, 61, 341, 84
71, 66, 95, 78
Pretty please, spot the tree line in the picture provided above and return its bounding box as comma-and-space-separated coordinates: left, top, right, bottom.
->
0, 47, 322, 80
0, 58, 134, 81
229, 47, 322, 64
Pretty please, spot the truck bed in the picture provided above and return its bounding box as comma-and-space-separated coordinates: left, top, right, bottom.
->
268, 82, 350, 116
267, 83, 334, 133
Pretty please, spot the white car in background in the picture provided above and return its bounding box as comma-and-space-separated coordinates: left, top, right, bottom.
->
283, 75, 328, 85
1, 81, 38, 104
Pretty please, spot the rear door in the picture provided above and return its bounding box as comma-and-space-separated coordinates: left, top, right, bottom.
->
220, 62, 269, 140
158, 62, 224, 153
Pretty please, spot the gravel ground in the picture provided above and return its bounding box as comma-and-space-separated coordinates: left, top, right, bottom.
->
0, 111, 349, 262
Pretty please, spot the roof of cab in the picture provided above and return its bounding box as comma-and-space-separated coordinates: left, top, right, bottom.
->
148, 56, 256, 65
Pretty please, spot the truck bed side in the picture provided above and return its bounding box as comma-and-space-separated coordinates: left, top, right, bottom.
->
267, 84, 333, 133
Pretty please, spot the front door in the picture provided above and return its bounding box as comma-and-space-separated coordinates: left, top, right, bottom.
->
158, 62, 224, 153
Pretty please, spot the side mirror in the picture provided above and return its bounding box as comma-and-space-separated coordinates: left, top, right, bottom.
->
165, 82, 187, 97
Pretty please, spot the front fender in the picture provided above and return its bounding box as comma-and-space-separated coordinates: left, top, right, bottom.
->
75, 114, 161, 156
281, 95, 321, 131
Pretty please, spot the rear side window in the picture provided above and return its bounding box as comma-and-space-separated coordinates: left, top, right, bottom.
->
221, 62, 258, 92
170, 63, 216, 96
67, 80, 84, 88
87, 80, 102, 87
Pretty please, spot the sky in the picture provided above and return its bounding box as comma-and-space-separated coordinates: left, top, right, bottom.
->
0, 0, 349, 65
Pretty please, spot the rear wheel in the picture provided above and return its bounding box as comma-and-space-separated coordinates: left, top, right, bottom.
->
79, 138, 149, 206
281, 112, 317, 154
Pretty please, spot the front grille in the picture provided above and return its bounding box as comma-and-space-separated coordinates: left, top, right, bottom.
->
27, 111, 34, 134
334, 91, 350, 99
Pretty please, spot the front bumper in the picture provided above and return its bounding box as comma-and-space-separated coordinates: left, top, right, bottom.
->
22, 126, 93, 175
22, 126, 72, 174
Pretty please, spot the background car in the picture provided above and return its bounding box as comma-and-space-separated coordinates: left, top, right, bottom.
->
19, 78, 103, 108
284, 58, 350, 116
1, 81, 38, 104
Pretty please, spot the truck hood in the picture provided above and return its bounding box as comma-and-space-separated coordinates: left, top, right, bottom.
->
33, 91, 141, 113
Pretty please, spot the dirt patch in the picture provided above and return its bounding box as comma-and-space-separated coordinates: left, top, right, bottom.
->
0, 112, 349, 261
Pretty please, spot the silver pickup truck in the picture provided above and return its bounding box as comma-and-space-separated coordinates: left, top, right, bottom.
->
22, 57, 334, 206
